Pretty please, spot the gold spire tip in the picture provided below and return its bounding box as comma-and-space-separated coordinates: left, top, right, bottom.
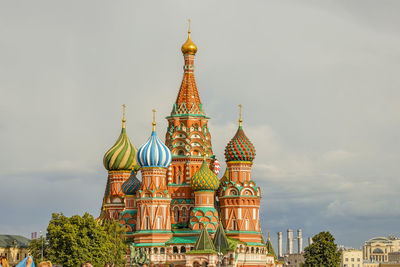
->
122, 104, 126, 128
188, 18, 191, 34
238, 104, 243, 126
152, 109, 156, 131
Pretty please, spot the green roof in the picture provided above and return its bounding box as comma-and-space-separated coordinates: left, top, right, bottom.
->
213, 221, 230, 252
227, 236, 245, 251
0, 235, 30, 248
166, 236, 199, 244
193, 226, 216, 252
266, 238, 277, 257
246, 242, 267, 247
186, 249, 218, 255
132, 242, 165, 247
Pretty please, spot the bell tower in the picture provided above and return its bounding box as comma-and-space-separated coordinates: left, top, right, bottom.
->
218, 105, 262, 243
135, 110, 173, 244
165, 21, 214, 228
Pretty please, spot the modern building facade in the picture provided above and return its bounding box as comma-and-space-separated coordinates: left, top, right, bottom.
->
99, 26, 282, 267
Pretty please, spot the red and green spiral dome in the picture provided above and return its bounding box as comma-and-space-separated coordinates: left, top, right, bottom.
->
224, 126, 256, 162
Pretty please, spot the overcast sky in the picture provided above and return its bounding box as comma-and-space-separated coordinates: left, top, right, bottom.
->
1, 0, 400, 250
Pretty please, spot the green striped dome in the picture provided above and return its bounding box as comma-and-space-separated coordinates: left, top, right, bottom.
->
190, 159, 220, 191
103, 127, 137, 171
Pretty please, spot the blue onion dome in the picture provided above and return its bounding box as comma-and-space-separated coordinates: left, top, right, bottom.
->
137, 125, 172, 168
122, 171, 141, 195
103, 112, 138, 171
190, 158, 220, 191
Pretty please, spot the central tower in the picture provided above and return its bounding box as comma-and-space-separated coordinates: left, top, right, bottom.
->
165, 23, 214, 228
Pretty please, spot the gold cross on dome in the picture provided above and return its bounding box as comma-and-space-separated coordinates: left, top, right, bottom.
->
152, 109, 156, 130
238, 104, 243, 126
122, 104, 126, 128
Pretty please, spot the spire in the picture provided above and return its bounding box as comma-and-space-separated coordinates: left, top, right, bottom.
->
213, 220, 230, 252
171, 21, 203, 116
194, 224, 217, 251
152, 109, 156, 131
265, 231, 277, 258
122, 104, 126, 128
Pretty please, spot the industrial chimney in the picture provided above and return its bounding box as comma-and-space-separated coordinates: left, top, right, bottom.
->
287, 229, 294, 254
297, 229, 303, 253
277, 232, 283, 258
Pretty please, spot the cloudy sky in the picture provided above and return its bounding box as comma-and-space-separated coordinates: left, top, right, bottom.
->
1, 0, 400, 249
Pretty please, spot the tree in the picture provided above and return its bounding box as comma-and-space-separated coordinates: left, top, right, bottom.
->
29, 213, 127, 267
302, 231, 341, 267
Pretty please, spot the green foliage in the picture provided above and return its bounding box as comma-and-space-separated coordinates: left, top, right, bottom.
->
29, 213, 127, 267
302, 231, 341, 267
28, 236, 47, 265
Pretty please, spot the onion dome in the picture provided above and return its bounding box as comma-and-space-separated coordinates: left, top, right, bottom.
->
225, 125, 256, 162
190, 158, 220, 191
136, 110, 172, 168
121, 171, 141, 195
103, 106, 137, 171
181, 21, 197, 55
225, 105, 256, 162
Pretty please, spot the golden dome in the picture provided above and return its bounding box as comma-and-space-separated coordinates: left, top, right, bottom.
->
181, 25, 197, 55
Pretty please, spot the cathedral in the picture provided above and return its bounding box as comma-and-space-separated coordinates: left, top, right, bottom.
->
99, 25, 282, 267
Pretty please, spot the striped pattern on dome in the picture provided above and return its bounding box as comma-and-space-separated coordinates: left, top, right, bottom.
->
190, 160, 220, 191
225, 126, 256, 162
103, 128, 137, 171
122, 171, 141, 195
137, 131, 172, 168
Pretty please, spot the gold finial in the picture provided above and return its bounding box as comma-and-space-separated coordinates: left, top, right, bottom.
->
203, 152, 207, 161
181, 19, 197, 55
268, 231, 271, 240
152, 109, 156, 131
122, 104, 126, 128
238, 104, 243, 127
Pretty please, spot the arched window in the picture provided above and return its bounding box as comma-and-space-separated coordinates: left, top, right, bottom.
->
173, 246, 179, 254
193, 262, 200, 267
144, 217, 150, 230
202, 262, 208, 267
154, 247, 158, 254
160, 248, 165, 254
174, 207, 179, 223
180, 246, 186, 253
156, 216, 161, 229
182, 207, 187, 219
232, 219, 238, 231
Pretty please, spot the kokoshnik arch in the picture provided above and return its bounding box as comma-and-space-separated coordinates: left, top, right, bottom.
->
99, 24, 283, 267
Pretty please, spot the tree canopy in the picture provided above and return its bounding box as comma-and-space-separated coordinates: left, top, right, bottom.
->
29, 213, 127, 267
302, 231, 341, 267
